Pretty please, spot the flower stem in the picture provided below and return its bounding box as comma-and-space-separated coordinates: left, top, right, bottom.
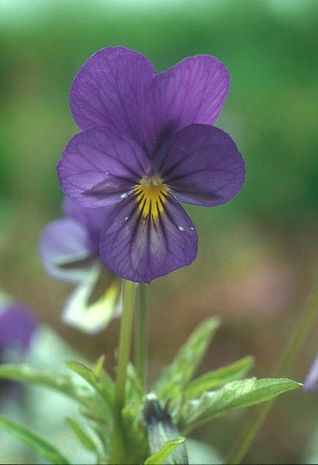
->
115, 279, 136, 409
135, 284, 149, 390
226, 283, 318, 465
111, 280, 136, 464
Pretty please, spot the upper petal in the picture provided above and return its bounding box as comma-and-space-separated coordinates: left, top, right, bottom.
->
70, 46, 156, 133
100, 195, 198, 283
57, 126, 151, 207
40, 218, 95, 283
154, 124, 245, 207
139, 55, 230, 154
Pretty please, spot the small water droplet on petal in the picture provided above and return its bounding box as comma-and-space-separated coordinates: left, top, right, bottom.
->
178, 226, 184, 231
190, 227, 194, 231
125, 216, 129, 221
120, 192, 127, 199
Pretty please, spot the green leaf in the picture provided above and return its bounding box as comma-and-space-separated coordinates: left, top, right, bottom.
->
155, 318, 221, 399
66, 417, 98, 452
185, 356, 254, 399
66, 360, 114, 408
145, 437, 186, 465
180, 377, 300, 433
0, 416, 70, 465
0, 364, 90, 405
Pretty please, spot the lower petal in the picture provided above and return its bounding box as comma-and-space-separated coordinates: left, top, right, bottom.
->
63, 264, 121, 334
100, 195, 198, 283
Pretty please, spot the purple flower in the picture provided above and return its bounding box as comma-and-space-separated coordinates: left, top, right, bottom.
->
57, 47, 245, 283
0, 304, 37, 357
0, 302, 37, 398
40, 199, 121, 333
304, 353, 318, 393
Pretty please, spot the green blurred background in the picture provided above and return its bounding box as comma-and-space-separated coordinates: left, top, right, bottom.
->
1, 0, 318, 462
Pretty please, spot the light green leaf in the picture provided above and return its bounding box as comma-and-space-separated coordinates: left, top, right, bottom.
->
0, 364, 90, 405
156, 318, 221, 399
0, 416, 70, 465
180, 377, 300, 433
145, 437, 186, 465
66, 360, 114, 408
66, 417, 98, 452
185, 356, 254, 399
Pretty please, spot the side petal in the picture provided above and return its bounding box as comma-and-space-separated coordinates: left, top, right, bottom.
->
140, 55, 230, 154
154, 124, 245, 207
39, 218, 95, 283
62, 265, 121, 334
100, 195, 198, 283
63, 198, 113, 250
57, 126, 151, 207
70, 46, 156, 133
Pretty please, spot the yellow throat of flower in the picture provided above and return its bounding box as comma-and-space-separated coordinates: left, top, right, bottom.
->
134, 176, 168, 221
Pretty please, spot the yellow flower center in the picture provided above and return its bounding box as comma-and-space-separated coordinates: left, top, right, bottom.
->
134, 176, 168, 221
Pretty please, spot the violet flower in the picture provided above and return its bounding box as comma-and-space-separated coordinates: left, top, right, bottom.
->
304, 353, 318, 392
0, 302, 37, 398
40, 199, 121, 333
57, 47, 245, 283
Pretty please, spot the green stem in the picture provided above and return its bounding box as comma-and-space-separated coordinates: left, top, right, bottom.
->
226, 284, 318, 465
111, 280, 136, 464
135, 284, 149, 390
115, 279, 136, 409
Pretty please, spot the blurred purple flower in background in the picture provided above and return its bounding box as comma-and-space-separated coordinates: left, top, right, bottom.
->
40, 199, 121, 333
57, 46, 245, 283
304, 353, 318, 393
0, 302, 37, 398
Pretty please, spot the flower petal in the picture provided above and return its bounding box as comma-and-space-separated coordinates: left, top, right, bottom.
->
70, 46, 156, 133
63, 198, 113, 250
304, 352, 318, 393
40, 218, 95, 283
62, 264, 121, 334
140, 55, 230, 154
154, 124, 245, 207
57, 126, 151, 207
0, 304, 37, 353
100, 195, 198, 283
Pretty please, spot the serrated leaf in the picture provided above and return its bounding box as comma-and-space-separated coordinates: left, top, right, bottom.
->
185, 356, 254, 399
0, 364, 90, 406
180, 377, 300, 433
145, 437, 186, 465
66, 417, 97, 452
66, 360, 114, 408
156, 318, 220, 399
0, 415, 70, 464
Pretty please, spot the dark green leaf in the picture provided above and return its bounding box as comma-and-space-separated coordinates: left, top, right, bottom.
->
66, 417, 98, 452
185, 356, 254, 399
145, 437, 186, 465
66, 360, 114, 408
155, 318, 220, 399
180, 377, 300, 433
0, 364, 90, 405
0, 416, 70, 465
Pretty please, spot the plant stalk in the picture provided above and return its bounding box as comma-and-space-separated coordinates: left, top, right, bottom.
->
135, 284, 149, 390
111, 279, 136, 464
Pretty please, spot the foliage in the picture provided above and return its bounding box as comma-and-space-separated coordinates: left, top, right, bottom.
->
0, 318, 300, 464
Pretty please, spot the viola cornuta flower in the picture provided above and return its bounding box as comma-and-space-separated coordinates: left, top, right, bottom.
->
57, 47, 245, 283
40, 199, 121, 333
